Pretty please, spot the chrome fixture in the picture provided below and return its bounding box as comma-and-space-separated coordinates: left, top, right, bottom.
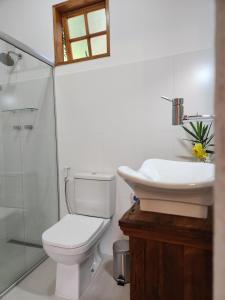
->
24, 125, 33, 130
0, 51, 22, 66
161, 96, 184, 125
64, 166, 73, 214
1, 107, 38, 113
0, 30, 54, 67
161, 96, 215, 125
13, 125, 22, 130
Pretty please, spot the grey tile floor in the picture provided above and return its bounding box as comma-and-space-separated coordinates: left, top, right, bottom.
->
0, 239, 44, 293
2, 257, 130, 300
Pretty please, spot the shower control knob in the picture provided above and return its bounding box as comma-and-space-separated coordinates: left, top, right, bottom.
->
13, 125, 22, 130
24, 125, 33, 130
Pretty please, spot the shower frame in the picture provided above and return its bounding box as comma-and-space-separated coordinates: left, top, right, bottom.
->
0, 30, 60, 297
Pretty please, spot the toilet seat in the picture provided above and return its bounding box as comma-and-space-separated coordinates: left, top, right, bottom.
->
42, 214, 104, 249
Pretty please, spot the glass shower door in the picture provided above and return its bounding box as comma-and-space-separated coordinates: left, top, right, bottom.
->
0, 100, 25, 293
0, 37, 58, 295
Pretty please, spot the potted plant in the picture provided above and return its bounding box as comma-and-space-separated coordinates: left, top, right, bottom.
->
182, 121, 214, 162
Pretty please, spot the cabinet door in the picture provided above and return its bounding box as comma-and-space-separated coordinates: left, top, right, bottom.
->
184, 247, 212, 300
130, 237, 146, 300
130, 237, 212, 300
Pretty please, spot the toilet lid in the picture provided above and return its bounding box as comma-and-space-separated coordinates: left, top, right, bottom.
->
42, 214, 104, 249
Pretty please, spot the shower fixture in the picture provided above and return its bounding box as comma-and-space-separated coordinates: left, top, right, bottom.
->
24, 125, 33, 130
0, 51, 22, 66
12, 125, 33, 130
161, 96, 215, 125
13, 125, 22, 130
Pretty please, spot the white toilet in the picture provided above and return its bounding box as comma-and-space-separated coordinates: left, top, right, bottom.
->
42, 172, 116, 300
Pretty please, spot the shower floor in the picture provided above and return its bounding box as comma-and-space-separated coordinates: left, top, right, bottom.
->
0, 238, 44, 295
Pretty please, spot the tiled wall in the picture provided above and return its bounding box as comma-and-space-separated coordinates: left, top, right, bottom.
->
55, 48, 214, 254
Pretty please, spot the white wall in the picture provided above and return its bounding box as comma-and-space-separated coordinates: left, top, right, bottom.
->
0, 0, 214, 65
0, 0, 215, 254
55, 49, 214, 253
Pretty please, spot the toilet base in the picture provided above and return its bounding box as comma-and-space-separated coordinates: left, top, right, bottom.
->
56, 264, 79, 300
55, 247, 102, 299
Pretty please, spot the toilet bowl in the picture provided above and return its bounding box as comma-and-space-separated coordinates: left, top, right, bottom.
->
42, 214, 110, 299
42, 172, 115, 299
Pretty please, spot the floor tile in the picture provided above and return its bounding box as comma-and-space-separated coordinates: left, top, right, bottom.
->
2, 257, 130, 300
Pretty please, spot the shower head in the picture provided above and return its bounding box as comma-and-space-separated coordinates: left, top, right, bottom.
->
0, 52, 14, 66
0, 51, 22, 66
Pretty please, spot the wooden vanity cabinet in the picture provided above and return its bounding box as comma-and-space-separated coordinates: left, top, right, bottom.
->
119, 202, 212, 300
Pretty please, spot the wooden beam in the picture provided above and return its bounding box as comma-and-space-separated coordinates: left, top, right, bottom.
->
52, 6, 64, 63
53, 0, 103, 14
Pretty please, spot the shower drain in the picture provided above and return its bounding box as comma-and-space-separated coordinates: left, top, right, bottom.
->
7, 239, 43, 249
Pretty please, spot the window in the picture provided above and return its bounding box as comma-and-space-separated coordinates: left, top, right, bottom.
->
53, 0, 110, 65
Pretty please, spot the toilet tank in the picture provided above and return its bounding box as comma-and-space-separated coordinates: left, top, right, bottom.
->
73, 172, 116, 219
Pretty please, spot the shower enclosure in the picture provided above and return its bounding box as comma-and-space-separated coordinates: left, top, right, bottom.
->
0, 32, 59, 296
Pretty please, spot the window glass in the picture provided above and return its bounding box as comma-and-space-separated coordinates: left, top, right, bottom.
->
71, 39, 89, 59
68, 15, 86, 39
63, 44, 68, 61
62, 32, 68, 61
87, 9, 106, 34
91, 34, 107, 56
53, 1, 110, 64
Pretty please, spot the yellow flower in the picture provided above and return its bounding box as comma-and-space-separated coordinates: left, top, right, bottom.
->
192, 143, 208, 160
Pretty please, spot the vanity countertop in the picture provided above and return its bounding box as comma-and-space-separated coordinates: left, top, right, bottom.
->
119, 201, 213, 250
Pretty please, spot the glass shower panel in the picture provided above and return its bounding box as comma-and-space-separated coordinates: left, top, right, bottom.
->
0, 37, 58, 295
0, 38, 26, 293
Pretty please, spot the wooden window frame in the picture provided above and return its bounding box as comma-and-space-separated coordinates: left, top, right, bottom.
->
53, 0, 110, 66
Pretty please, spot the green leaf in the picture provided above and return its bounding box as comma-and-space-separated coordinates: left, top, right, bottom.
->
182, 125, 199, 140
183, 138, 199, 143
205, 134, 214, 146
199, 121, 203, 136
196, 121, 202, 137
190, 122, 199, 138
201, 124, 208, 141
206, 150, 214, 154
196, 121, 200, 134
205, 122, 212, 141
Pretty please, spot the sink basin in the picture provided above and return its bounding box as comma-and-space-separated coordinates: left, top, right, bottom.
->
118, 159, 215, 218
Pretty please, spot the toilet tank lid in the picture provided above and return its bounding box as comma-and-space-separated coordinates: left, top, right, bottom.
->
74, 172, 115, 181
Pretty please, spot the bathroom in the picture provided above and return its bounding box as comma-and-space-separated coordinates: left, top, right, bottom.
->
0, 0, 224, 299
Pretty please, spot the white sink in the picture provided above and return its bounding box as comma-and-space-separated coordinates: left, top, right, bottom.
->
118, 159, 215, 218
